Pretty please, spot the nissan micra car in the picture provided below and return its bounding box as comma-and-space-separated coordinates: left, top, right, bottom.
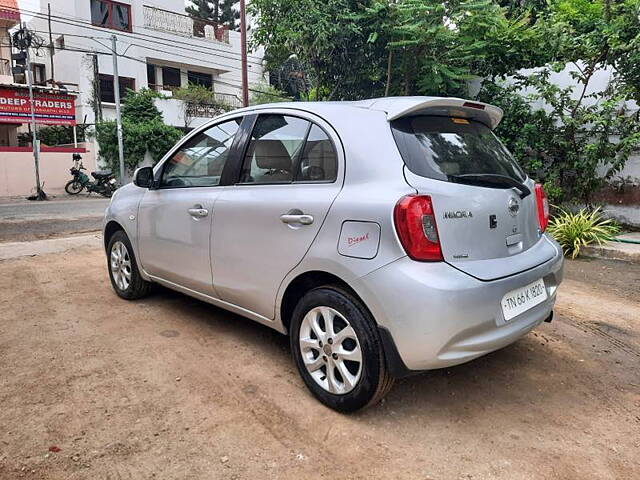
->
104, 97, 563, 412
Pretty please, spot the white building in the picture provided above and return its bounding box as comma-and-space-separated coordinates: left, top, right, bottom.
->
25, 0, 266, 128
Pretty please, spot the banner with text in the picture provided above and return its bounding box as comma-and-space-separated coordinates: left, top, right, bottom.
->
0, 88, 76, 126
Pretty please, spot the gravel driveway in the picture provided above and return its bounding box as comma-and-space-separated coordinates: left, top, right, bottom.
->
0, 242, 638, 479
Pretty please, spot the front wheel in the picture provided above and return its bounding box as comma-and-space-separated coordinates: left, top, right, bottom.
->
107, 230, 151, 300
290, 286, 394, 412
65, 179, 84, 195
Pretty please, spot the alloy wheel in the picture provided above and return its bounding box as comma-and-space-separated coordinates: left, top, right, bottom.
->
110, 241, 132, 291
299, 306, 363, 394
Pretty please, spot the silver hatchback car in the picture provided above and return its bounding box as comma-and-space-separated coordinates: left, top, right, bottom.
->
104, 97, 563, 412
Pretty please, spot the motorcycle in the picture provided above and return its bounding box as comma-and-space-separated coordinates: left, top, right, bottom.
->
65, 153, 118, 198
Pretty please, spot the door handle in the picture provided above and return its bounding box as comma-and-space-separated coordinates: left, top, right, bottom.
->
188, 206, 209, 218
280, 213, 314, 225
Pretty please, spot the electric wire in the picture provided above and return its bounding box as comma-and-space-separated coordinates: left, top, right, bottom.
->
3, 4, 264, 63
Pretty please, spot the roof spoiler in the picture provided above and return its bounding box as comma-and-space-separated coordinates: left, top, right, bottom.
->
369, 97, 504, 129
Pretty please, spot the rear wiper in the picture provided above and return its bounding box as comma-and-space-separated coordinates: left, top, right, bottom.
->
449, 173, 531, 199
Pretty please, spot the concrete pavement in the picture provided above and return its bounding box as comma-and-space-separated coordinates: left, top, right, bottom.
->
0, 195, 109, 242
582, 232, 640, 264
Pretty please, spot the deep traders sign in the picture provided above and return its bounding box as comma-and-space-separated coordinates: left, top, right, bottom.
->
0, 87, 76, 126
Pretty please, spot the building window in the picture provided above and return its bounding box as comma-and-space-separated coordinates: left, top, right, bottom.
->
32, 64, 47, 85
90, 0, 132, 32
187, 71, 212, 89
146, 64, 157, 90
161, 66, 181, 89
98, 73, 135, 103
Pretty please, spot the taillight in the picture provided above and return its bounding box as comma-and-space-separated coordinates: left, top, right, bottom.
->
394, 195, 443, 261
535, 184, 549, 231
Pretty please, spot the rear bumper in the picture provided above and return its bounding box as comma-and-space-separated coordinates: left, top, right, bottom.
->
352, 235, 564, 374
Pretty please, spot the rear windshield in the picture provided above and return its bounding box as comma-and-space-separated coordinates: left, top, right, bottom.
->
391, 116, 526, 183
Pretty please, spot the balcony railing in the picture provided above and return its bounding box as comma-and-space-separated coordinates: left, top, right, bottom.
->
143, 5, 229, 44
212, 92, 242, 108
186, 94, 242, 118
0, 59, 11, 77
148, 84, 241, 108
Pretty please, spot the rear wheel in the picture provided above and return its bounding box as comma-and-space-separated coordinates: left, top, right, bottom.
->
290, 285, 394, 412
65, 179, 83, 195
100, 187, 114, 198
107, 230, 151, 300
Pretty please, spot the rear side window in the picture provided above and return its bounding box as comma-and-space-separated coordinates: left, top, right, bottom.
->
295, 125, 337, 182
391, 116, 525, 182
240, 114, 338, 184
240, 115, 310, 183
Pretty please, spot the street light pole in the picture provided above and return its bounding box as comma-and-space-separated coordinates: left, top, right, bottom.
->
239, 0, 249, 107
111, 34, 125, 182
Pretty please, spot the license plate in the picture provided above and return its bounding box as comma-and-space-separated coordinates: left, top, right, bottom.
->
501, 278, 547, 321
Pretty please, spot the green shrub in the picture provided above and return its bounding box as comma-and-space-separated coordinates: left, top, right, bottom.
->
172, 84, 235, 112
121, 88, 163, 122
547, 207, 620, 259
18, 125, 88, 147
95, 89, 183, 175
249, 83, 290, 105
172, 84, 215, 104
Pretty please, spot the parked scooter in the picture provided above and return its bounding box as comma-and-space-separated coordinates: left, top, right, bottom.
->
65, 153, 118, 197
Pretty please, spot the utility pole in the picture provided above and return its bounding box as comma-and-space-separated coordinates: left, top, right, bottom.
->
13, 24, 46, 200
26, 35, 44, 199
91, 53, 102, 122
239, 0, 249, 107
47, 3, 55, 82
111, 35, 125, 182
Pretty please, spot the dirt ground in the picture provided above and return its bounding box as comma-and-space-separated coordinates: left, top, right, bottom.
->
0, 245, 638, 479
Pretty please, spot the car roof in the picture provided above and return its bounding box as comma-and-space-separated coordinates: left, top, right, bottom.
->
236, 96, 503, 129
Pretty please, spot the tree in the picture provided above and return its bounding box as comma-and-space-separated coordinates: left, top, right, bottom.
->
186, 0, 239, 30
250, 0, 388, 100
219, 0, 240, 30
378, 0, 558, 96
251, 0, 557, 99
250, 0, 640, 204
186, 0, 217, 24
477, 0, 640, 203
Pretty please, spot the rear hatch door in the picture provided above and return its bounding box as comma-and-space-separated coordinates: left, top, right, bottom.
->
392, 115, 556, 280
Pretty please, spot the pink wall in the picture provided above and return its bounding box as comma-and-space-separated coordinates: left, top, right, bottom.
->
0, 143, 98, 197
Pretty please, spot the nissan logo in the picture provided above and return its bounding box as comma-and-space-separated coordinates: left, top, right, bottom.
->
508, 196, 520, 217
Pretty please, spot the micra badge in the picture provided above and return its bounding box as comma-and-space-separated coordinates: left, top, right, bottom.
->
443, 210, 473, 219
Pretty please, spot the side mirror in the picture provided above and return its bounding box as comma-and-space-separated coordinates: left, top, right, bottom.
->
133, 166, 154, 188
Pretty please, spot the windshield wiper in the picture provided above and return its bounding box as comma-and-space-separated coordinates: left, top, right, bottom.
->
449, 173, 531, 199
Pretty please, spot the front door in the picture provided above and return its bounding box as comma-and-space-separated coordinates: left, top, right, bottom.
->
211, 113, 342, 318
138, 117, 242, 295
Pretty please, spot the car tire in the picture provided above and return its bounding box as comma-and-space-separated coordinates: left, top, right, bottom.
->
107, 230, 151, 300
290, 285, 394, 412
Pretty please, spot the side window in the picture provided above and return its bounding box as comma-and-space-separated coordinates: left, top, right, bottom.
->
161, 118, 240, 188
240, 115, 310, 184
295, 125, 337, 182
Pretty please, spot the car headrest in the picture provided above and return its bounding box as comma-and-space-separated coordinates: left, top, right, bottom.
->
253, 140, 292, 171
